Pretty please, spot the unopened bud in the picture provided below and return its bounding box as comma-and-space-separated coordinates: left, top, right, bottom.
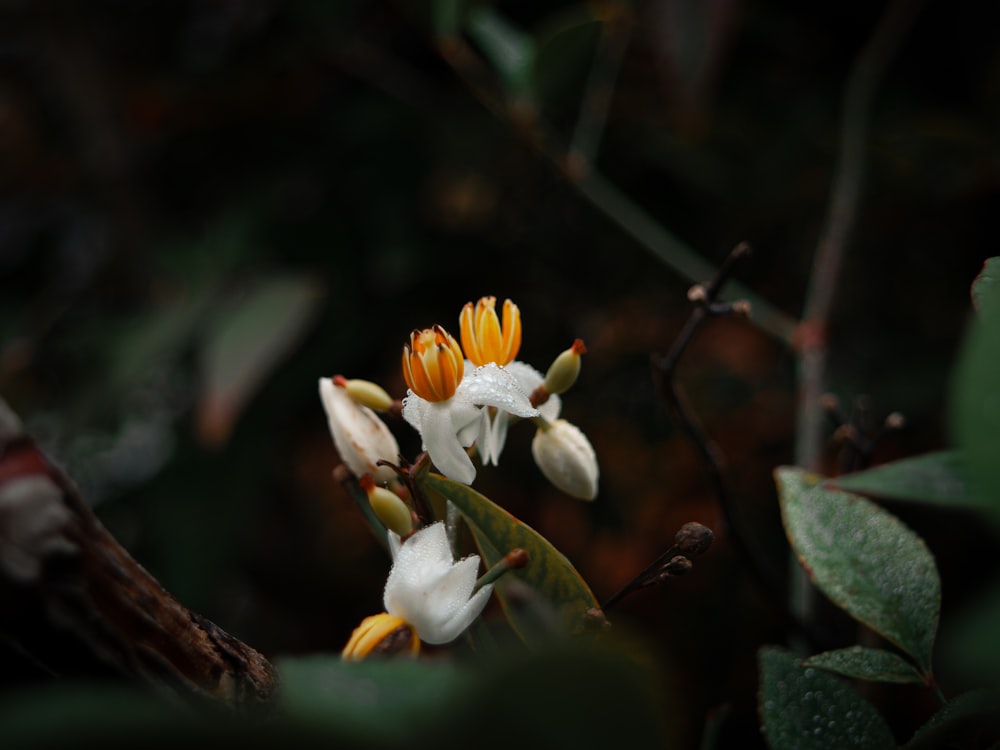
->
360, 475, 413, 536
674, 522, 714, 557
335, 375, 395, 412
731, 300, 751, 317
542, 339, 587, 396
320, 377, 400, 484
531, 418, 599, 500
885, 412, 905, 430
659, 555, 693, 577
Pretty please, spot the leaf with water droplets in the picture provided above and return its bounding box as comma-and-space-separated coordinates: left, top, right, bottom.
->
804, 646, 925, 685
776, 466, 940, 674
759, 646, 896, 750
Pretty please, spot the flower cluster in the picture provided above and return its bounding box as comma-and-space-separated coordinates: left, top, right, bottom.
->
321, 297, 599, 657
320, 296, 599, 500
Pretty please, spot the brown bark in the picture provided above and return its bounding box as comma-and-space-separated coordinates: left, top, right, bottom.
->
0, 398, 277, 712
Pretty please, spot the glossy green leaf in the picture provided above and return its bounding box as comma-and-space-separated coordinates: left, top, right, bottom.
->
465, 6, 536, 101
420, 472, 602, 642
828, 451, 973, 508
776, 466, 940, 674
971, 256, 1000, 314
949, 295, 1000, 527
804, 646, 925, 685
758, 646, 896, 750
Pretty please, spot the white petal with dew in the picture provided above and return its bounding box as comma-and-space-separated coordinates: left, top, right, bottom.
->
384, 523, 493, 644
319, 377, 399, 483
458, 363, 538, 418
506, 360, 561, 421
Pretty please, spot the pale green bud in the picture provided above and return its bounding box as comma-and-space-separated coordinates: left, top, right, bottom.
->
340, 376, 395, 412
542, 339, 587, 395
368, 484, 414, 537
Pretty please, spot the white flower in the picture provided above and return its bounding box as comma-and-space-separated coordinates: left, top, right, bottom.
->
319, 376, 400, 484
476, 359, 560, 466
383, 522, 493, 645
531, 418, 599, 500
457, 297, 557, 467
401, 327, 537, 484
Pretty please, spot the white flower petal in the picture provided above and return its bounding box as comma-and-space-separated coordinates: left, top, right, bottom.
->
319, 377, 400, 483
383, 522, 493, 644
419, 401, 477, 484
458, 363, 538, 418
506, 360, 561, 421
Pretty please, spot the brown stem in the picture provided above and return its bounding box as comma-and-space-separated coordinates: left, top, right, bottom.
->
0, 398, 277, 711
650, 246, 824, 648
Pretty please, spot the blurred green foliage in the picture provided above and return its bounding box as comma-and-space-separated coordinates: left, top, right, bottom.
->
2, 1, 999, 747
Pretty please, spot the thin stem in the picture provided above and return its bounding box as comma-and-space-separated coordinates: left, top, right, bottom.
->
649, 245, 823, 647
795, 0, 925, 473
791, 0, 925, 645
435, 34, 800, 346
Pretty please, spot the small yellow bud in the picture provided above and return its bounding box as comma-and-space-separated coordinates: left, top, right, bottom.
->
335, 375, 395, 412
341, 613, 419, 661
542, 339, 587, 395
360, 475, 413, 536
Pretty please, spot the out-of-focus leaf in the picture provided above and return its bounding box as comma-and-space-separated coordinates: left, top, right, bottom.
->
828, 451, 973, 508
277, 654, 470, 743
279, 638, 668, 748
971, 256, 1000, 314
534, 11, 601, 106
804, 646, 925, 685
419, 472, 602, 643
901, 689, 1000, 750
195, 274, 325, 447
758, 646, 896, 750
105, 287, 215, 399
465, 6, 537, 102
942, 575, 1000, 690
950, 291, 1000, 528
775, 466, 940, 674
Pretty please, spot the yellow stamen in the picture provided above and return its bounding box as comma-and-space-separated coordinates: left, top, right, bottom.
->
402, 325, 465, 402
341, 613, 420, 660
460, 297, 522, 366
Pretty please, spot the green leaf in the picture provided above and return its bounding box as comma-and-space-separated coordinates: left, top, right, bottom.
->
758, 646, 896, 750
971, 256, 1000, 314
277, 655, 471, 743
195, 273, 325, 447
804, 646, 925, 685
828, 451, 974, 508
949, 297, 1000, 527
277, 640, 668, 748
419, 472, 602, 642
942, 574, 1000, 689
775, 466, 940, 674
901, 689, 1000, 750
465, 6, 537, 101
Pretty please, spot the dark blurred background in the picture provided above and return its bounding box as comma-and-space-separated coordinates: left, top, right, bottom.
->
1, 1, 997, 747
